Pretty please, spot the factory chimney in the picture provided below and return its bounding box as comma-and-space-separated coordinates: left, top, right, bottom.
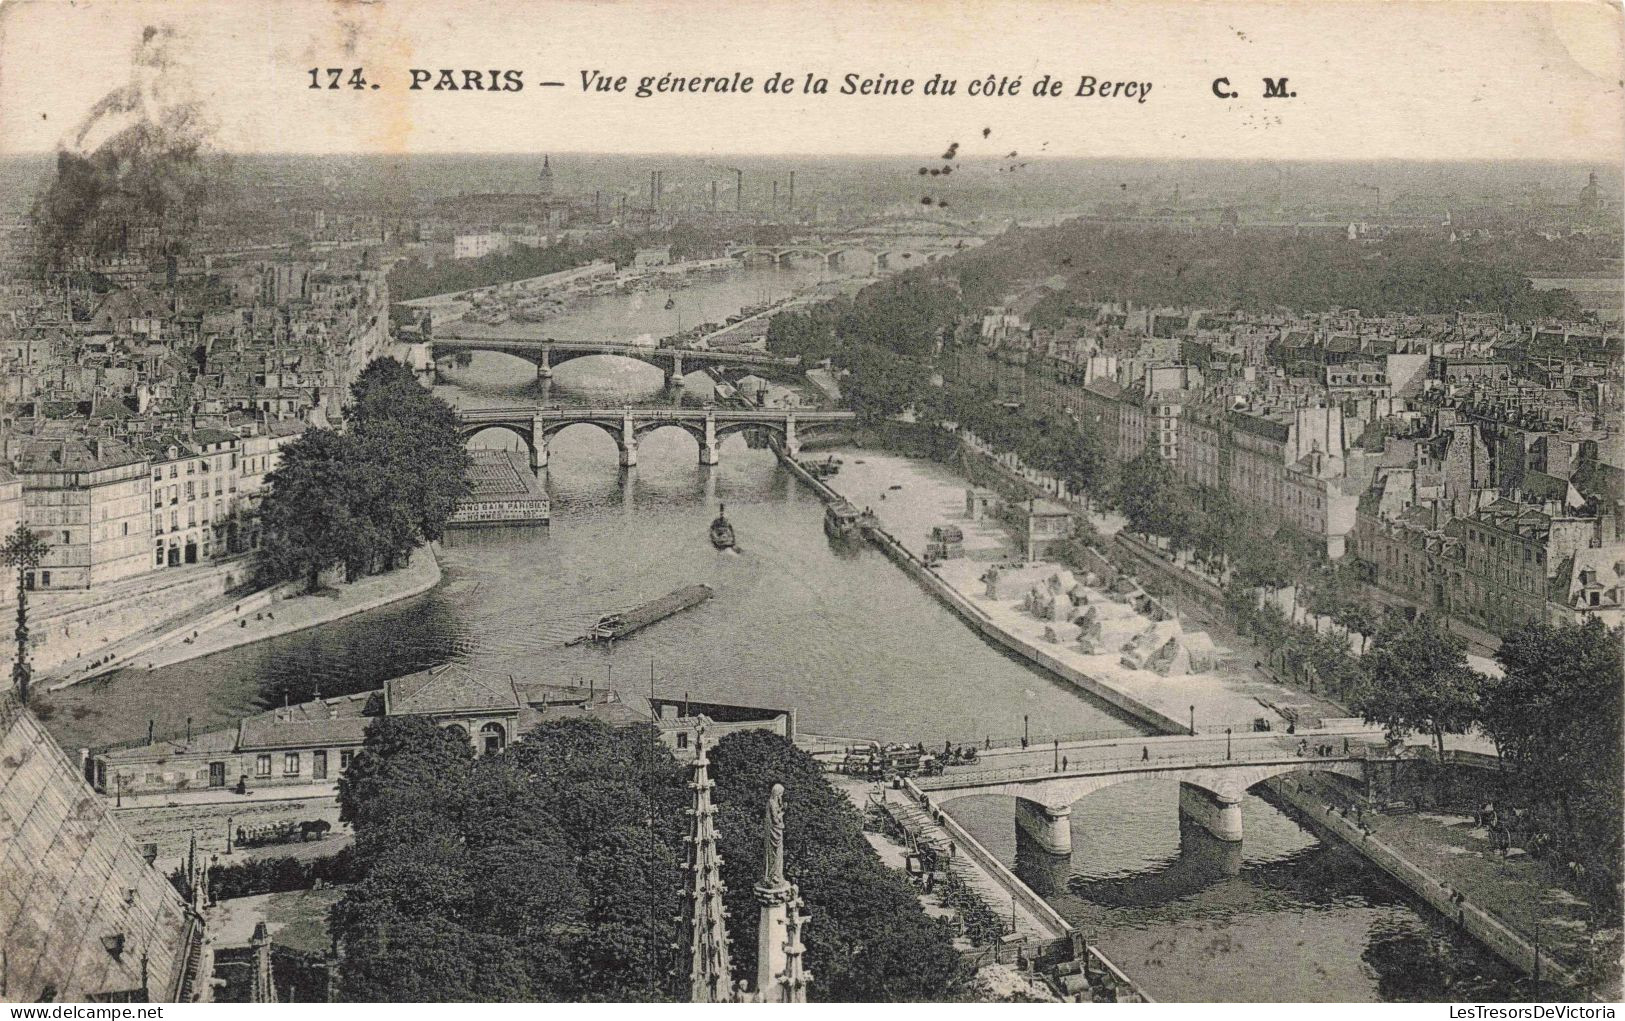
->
735, 169, 743, 213
788, 171, 795, 214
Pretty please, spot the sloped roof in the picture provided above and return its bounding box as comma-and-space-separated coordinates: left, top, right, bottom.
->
384, 665, 520, 717
0, 697, 198, 1002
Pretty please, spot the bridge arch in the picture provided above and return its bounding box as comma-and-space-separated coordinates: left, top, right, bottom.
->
539, 418, 627, 448
632, 419, 707, 446
460, 422, 536, 457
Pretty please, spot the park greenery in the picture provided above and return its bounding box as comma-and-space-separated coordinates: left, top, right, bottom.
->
945, 223, 1581, 321
386, 238, 637, 302
329, 716, 967, 1002
257, 358, 470, 591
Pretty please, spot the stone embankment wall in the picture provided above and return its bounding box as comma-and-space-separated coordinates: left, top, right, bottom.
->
14, 559, 256, 680
1264, 775, 1581, 988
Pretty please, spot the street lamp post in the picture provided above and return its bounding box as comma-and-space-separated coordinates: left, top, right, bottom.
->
1226, 728, 1233, 760
1023, 714, 1029, 747
1, 524, 50, 705
1189, 705, 1196, 737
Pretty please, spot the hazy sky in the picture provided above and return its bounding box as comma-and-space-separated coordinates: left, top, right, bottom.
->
0, 0, 1620, 162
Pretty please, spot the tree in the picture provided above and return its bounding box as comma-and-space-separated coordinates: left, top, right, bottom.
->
0, 524, 49, 703
257, 359, 470, 588
1115, 449, 1185, 543
1482, 618, 1622, 870
709, 730, 967, 1001
257, 428, 366, 592
1352, 612, 1482, 763
1331, 597, 1379, 653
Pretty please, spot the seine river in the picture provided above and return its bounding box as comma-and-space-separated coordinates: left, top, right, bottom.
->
40, 263, 1524, 1002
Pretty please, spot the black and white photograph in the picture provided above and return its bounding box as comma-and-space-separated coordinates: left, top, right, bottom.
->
0, 0, 1621, 1007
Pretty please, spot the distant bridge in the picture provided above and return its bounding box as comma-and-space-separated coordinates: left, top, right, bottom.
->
915, 732, 1372, 854
724, 241, 967, 270
724, 219, 990, 270
431, 336, 799, 383
457, 406, 856, 469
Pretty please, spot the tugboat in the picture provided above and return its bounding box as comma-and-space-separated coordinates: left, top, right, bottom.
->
709, 503, 736, 550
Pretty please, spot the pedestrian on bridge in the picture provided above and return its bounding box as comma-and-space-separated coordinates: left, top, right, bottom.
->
1141, 746, 1149, 762
1062, 756, 1068, 771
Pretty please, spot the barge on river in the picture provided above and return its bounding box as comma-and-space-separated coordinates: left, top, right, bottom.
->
568, 584, 715, 645
823, 498, 875, 539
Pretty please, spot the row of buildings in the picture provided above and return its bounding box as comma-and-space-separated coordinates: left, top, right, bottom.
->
965, 291, 1624, 632
0, 253, 390, 594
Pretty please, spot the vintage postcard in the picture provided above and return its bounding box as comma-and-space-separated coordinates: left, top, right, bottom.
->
0, 0, 1620, 1008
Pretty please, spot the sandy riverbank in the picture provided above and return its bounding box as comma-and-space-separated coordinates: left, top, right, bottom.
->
820, 450, 1348, 735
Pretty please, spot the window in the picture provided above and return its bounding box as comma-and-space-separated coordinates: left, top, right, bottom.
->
169, 465, 177, 479
339, 750, 354, 770
59, 530, 69, 544
186, 461, 195, 475
186, 481, 195, 500
312, 750, 327, 780
676, 732, 689, 750
40, 571, 50, 587
121, 522, 128, 536
256, 754, 272, 777
283, 752, 300, 776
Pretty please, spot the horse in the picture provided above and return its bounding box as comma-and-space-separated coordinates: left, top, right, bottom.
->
299, 819, 333, 841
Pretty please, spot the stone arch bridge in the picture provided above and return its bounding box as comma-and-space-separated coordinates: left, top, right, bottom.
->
725, 243, 965, 271
457, 405, 856, 469
916, 736, 1370, 855
430, 336, 801, 386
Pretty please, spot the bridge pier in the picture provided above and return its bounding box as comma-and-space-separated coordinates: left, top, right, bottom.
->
783, 414, 800, 459
535, 347, 552, 379
700, 412, 720, 466
618, 413, 638, 467
1014, 797, 1072, 856
529, 416, 548, 473
1178, 783, 1243, 843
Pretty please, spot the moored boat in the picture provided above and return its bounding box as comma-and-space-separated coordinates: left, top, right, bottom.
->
823, 499, 866, 538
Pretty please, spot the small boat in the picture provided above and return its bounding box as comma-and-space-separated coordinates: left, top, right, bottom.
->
709, 504, 736, 550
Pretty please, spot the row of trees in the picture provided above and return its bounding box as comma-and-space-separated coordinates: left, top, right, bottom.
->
943, 223, 1581, 321
330, 716, 967, 1001
1105, 446, 1621, 915
257, 359, 470, 592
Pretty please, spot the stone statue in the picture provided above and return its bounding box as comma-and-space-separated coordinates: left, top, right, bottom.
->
763, 782, 786, 887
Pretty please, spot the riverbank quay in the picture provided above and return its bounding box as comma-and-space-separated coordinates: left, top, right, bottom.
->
7, 556, 259, 686
805, 448, 1353, 739
49, 546, 443, 690
1269, 771, 1616, 996
829, 773, 1150, 1002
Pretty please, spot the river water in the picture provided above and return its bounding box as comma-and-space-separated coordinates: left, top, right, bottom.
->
38, 263, 1525, 1002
